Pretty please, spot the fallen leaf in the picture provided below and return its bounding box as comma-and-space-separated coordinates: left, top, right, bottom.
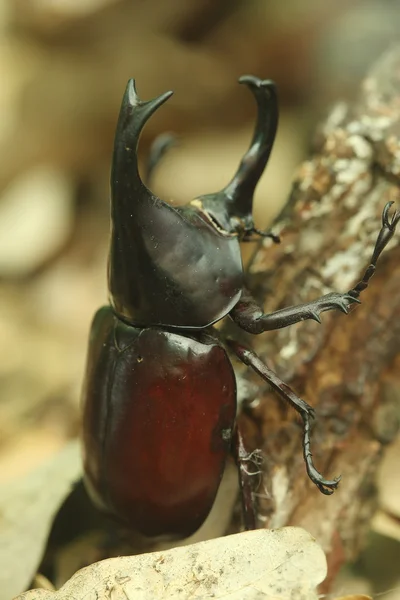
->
0, 441, 81, 600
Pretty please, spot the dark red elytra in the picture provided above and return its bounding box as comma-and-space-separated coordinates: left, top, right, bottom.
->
82, 308, 236, 537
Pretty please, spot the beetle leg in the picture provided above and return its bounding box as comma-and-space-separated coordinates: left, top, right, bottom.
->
226, 338, 341, 495
230, 202, 399, 334
229, 286, 361, 333
145, 133, 177, 185
233, 426, 263, 530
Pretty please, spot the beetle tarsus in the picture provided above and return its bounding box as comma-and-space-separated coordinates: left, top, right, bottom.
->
349, 202, 400, 299
302, 414, 341, 494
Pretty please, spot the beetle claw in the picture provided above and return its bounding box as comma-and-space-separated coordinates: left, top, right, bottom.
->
382, 201, 400, 230
317, 477, 341, 495
308, 406, 316, 420
314, 475, 341, 495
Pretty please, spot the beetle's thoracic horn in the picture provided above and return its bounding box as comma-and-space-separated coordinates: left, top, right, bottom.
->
197, 76, 278, 234
111, 79, 173, 202
222, 76, 278, 221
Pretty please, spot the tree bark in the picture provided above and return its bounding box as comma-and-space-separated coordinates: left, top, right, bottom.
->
234, 46, 400, 588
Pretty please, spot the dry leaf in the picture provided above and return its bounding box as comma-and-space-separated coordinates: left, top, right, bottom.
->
0, 441, 81, 600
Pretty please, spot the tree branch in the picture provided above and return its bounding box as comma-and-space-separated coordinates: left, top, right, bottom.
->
235, 46, 400, 588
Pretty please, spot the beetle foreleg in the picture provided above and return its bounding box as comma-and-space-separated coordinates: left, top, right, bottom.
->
229, 286, 360, 333
230, 202, 399, 334
226, 339, 341, 495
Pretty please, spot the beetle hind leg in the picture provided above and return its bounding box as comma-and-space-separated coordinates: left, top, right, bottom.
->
226, 338, 340, 495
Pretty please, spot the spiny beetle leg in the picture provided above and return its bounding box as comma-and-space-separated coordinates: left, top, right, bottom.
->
230, 287, 361, 334
230, 203, 399, 334
349, 201, 400, 299
226, 338, 340, 495
233, 426, 263, 530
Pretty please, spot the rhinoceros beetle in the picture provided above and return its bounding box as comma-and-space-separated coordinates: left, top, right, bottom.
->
81, 75, 399, 538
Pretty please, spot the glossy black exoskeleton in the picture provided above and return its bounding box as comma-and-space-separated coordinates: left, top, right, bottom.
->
81, 75, 399, 538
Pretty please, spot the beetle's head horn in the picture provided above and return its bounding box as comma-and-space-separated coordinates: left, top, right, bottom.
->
111, 79, 173, 209
197, 76, 278, 238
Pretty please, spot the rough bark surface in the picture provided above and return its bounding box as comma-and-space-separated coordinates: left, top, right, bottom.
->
233, 46, 400, 587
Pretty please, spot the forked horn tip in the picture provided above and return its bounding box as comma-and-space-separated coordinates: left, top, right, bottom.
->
123, 79, 174, 110
158, 89, 175, 105
238, 75, 277, 94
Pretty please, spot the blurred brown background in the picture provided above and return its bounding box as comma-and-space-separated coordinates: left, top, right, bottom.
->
0, 0, 399, 597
